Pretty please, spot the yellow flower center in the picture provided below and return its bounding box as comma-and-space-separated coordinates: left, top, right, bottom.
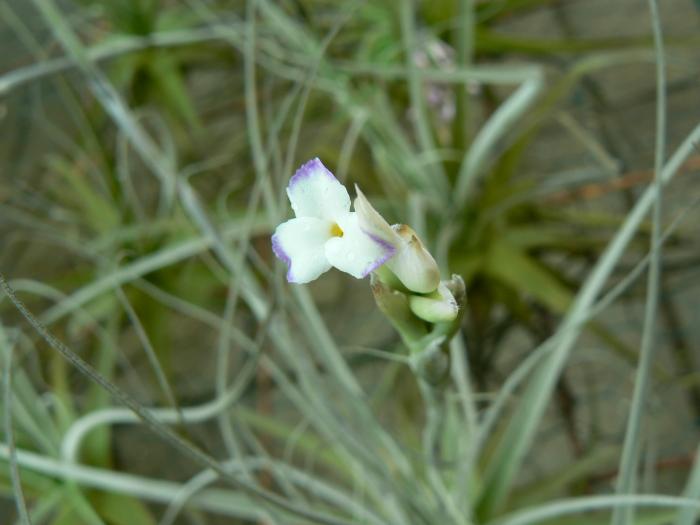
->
330, 222, 344, 237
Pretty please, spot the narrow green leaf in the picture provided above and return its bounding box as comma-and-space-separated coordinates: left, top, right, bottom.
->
93, 492, 156, 525
485, 240, 573, 313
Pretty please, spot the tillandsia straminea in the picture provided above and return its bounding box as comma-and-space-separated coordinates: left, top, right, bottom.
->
272, 158, 466, 384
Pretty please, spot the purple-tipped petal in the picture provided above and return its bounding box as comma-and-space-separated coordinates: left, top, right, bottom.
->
271, 231, 294, 282
286, 158, 350, 220
271, 217, 333, 284
324, 212, 396, 280
360, 232, 397, 277
289, 158, 336, 189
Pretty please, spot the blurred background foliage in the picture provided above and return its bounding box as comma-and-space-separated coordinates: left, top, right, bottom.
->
1, 0, 700, 524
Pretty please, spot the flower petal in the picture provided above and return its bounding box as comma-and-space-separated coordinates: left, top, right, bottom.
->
272, 217, 333, 283
287, 158, 350, 220
353, 184, 398, 244
324, 212, 395, 279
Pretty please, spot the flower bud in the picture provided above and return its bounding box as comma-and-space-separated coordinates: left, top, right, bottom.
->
370, 274, 427, 344
386, 224, 441, 294
408, 282, 459, 323
354, 185, 440, 294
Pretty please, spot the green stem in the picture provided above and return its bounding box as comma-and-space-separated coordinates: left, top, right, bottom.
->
611, 1, 666, 524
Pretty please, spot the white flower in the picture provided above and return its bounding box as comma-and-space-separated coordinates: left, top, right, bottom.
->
271, 158, 395, 284
354, 186, 441, 294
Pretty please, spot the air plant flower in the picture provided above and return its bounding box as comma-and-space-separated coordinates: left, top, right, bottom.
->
272, 157, 466, 384
272, 157, 447, 293
271, 158, 395, 283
